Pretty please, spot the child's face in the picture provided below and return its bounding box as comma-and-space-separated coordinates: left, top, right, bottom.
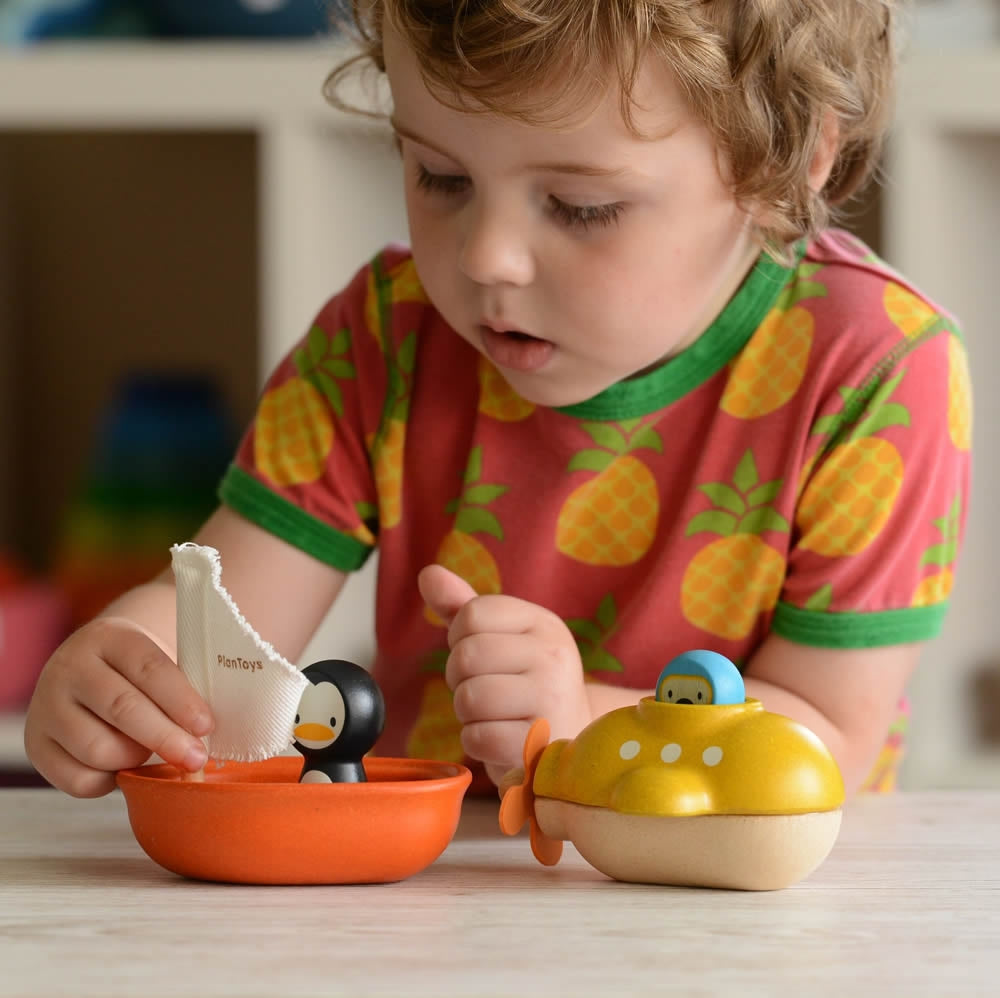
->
384, 27, 761, 409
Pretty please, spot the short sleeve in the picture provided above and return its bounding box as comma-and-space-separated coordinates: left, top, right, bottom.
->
773, 319, 972, 647
217, 256, 393, 572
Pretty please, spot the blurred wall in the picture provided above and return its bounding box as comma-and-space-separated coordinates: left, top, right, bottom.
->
0, 131, 259, 569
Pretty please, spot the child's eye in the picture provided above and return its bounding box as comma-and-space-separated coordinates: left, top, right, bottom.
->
415, 162, 624, 232
548, 197, 625, 232
415, 163, 470, 196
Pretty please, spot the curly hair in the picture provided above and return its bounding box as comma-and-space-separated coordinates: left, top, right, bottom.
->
326, 1, 897, 255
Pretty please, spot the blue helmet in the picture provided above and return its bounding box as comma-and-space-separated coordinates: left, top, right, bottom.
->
655, 650, 745, 706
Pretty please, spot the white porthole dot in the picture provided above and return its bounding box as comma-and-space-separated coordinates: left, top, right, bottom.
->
660, 743, 682, 763
702, 746, 723, 767
619, 740, 641, 760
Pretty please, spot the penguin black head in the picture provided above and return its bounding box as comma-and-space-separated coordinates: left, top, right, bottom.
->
292, 660, 386, 783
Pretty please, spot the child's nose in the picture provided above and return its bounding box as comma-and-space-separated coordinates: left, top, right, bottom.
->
458, 200, 535, 288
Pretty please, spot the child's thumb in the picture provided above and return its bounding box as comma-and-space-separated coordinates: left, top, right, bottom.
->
417, 564, 478, 628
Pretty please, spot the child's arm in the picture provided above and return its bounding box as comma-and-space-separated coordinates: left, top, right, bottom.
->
23, 506, 348, 798
739, 637, 920, 795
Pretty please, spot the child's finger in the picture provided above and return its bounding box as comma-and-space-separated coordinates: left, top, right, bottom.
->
417, 563, 478, 627
447, 592, 557, 644
445, 632, 534, 686
460, 717, 534, 770
75, 672, 209, 774
451, 672, 539, 725
87, 625, 213, 738
71, 658, 210, 773
28, 734, 122, 799
50, 700, 156, 775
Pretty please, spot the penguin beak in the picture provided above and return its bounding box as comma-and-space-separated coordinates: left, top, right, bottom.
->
295, 723, 335, 742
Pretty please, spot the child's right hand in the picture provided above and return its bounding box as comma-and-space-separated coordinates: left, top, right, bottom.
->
23, 616, 213, 798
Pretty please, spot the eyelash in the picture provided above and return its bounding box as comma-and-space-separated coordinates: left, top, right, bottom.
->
414, 164, 624, 233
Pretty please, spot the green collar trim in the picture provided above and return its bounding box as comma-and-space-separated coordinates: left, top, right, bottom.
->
557, 248, 798, 421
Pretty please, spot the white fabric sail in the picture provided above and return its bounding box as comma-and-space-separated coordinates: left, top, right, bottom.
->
171, 543, 308, 763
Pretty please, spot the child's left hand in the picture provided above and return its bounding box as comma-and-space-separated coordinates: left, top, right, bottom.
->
418, 564, 592, 785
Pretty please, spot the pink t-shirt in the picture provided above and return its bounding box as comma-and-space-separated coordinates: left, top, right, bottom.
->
221, 230, 971, 792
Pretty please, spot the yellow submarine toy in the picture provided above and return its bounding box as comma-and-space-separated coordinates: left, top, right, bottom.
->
499, 650, 845, 890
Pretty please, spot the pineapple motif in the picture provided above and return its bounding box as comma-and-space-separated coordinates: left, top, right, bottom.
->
860, 711, 908, 793
795, 446, 822, 504
350, 500, 379, 547
883, 281, 937, 339
803, 583, 833, 612
797, 371, 909, 557
424, 446, 507, 627
364, 253, 421, 530
720, 265, 827, 419
406, 650, 466, 763
911, 496, 962, 606
556, 420, 662, 566
478, 355, 536, 422
680, 450, 789, 640
364, 255, 429, 350
254, 324, 353, 486
947, 332, 973, 452
565, 594, 625, 675
370, 333, 415, 530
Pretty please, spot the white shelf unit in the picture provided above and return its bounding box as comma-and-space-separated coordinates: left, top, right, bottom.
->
885, 48, 1000, 788
0, 40, 408, 373
0, 43, 997, 787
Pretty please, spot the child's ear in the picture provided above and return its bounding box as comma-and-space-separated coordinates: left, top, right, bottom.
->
809, 111, 840, 193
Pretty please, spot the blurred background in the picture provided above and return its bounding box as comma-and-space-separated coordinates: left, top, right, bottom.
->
0, 0, 997, 789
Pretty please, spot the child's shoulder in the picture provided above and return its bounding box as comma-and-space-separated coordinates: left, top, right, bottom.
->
801, 229, 959, 344
733, 229, 963, 423
313, 244, 445, 353
334, 243, 421, 293
358, 244, 430, 311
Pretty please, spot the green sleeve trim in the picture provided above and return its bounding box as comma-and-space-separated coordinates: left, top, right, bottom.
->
218, 465, 372, 572
772, 599, 949, 648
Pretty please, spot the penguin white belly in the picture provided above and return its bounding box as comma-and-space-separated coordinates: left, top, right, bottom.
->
300, 768, 334, 784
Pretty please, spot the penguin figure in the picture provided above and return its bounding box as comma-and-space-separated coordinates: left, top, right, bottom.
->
292, 660, 386, 783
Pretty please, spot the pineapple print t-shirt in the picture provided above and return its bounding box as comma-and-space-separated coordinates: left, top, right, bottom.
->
220, 230, 971, 793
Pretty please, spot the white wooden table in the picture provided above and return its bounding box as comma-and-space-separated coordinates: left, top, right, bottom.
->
0, 790, 997, 996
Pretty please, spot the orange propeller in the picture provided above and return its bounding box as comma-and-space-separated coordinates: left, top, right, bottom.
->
498, 719, 563, 866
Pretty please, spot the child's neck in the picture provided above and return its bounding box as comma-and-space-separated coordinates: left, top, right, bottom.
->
633, 237, 764, 378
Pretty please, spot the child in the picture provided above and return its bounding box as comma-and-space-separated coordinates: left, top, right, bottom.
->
24, 0, 971, 799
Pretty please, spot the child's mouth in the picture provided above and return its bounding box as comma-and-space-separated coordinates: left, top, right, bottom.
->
479, 326, 554, 373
